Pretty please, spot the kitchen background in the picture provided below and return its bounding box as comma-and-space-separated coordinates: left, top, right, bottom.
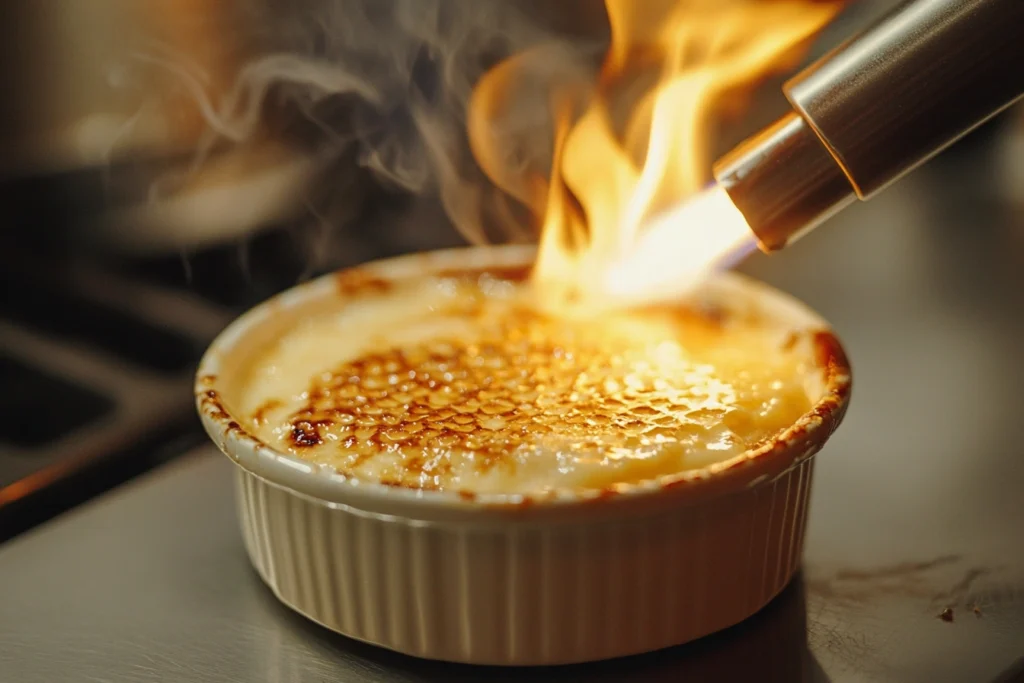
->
0, 2, 1022, 680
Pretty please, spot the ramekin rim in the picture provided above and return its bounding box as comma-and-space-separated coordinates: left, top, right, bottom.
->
196, 244, 851, 514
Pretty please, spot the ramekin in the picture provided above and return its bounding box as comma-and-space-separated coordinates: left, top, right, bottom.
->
195, 245, 851, 666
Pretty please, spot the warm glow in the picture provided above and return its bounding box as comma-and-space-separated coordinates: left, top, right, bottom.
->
602, 185, 757, 305
469, 0, 842, 311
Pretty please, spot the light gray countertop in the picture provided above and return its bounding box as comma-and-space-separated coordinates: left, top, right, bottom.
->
2, 130, 1024, 682
0, 446, 1020, 683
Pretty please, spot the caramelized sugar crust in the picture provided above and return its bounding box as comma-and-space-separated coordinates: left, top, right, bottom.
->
244, 272, 814, 494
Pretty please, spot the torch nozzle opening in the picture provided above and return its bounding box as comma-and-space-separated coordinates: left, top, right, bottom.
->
714, 111, 855, 252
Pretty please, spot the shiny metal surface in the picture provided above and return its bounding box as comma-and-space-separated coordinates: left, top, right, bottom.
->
786, 0, 1024, 199
716, 0, 1024, 251
714, 112, 855, 251
2, 144, 1024, 681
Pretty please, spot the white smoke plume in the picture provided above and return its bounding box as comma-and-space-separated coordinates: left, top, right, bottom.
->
169, 0, 603, 249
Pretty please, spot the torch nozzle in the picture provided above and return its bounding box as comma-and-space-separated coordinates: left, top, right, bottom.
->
714, 112, 855, 252
714, 0, 1024, 253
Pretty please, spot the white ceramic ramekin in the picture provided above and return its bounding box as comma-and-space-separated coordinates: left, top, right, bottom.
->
195, 245, 851, 666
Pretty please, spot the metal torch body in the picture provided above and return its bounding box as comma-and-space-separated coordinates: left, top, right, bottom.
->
715, 0, 1024, 251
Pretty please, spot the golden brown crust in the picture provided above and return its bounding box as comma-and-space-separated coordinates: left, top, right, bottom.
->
432, 265, 533, 284
335, 269, 393, 297
251, 399, 283, 426
271, 291, 806, 490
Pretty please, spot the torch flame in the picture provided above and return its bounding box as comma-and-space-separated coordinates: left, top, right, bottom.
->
469, 0, 842, 312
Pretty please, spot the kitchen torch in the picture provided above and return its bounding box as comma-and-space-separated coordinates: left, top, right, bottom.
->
714, 0, 1024, 252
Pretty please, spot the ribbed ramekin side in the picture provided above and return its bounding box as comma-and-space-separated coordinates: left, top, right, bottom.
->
234, 457, 815, 666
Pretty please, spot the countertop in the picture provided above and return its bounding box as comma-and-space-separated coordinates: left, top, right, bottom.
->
1, 131, 1023, 682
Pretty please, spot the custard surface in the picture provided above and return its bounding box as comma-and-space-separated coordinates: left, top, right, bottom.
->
240, 271, 816, 494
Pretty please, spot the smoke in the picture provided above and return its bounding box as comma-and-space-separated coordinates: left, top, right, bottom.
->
168, 0, 602, 249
